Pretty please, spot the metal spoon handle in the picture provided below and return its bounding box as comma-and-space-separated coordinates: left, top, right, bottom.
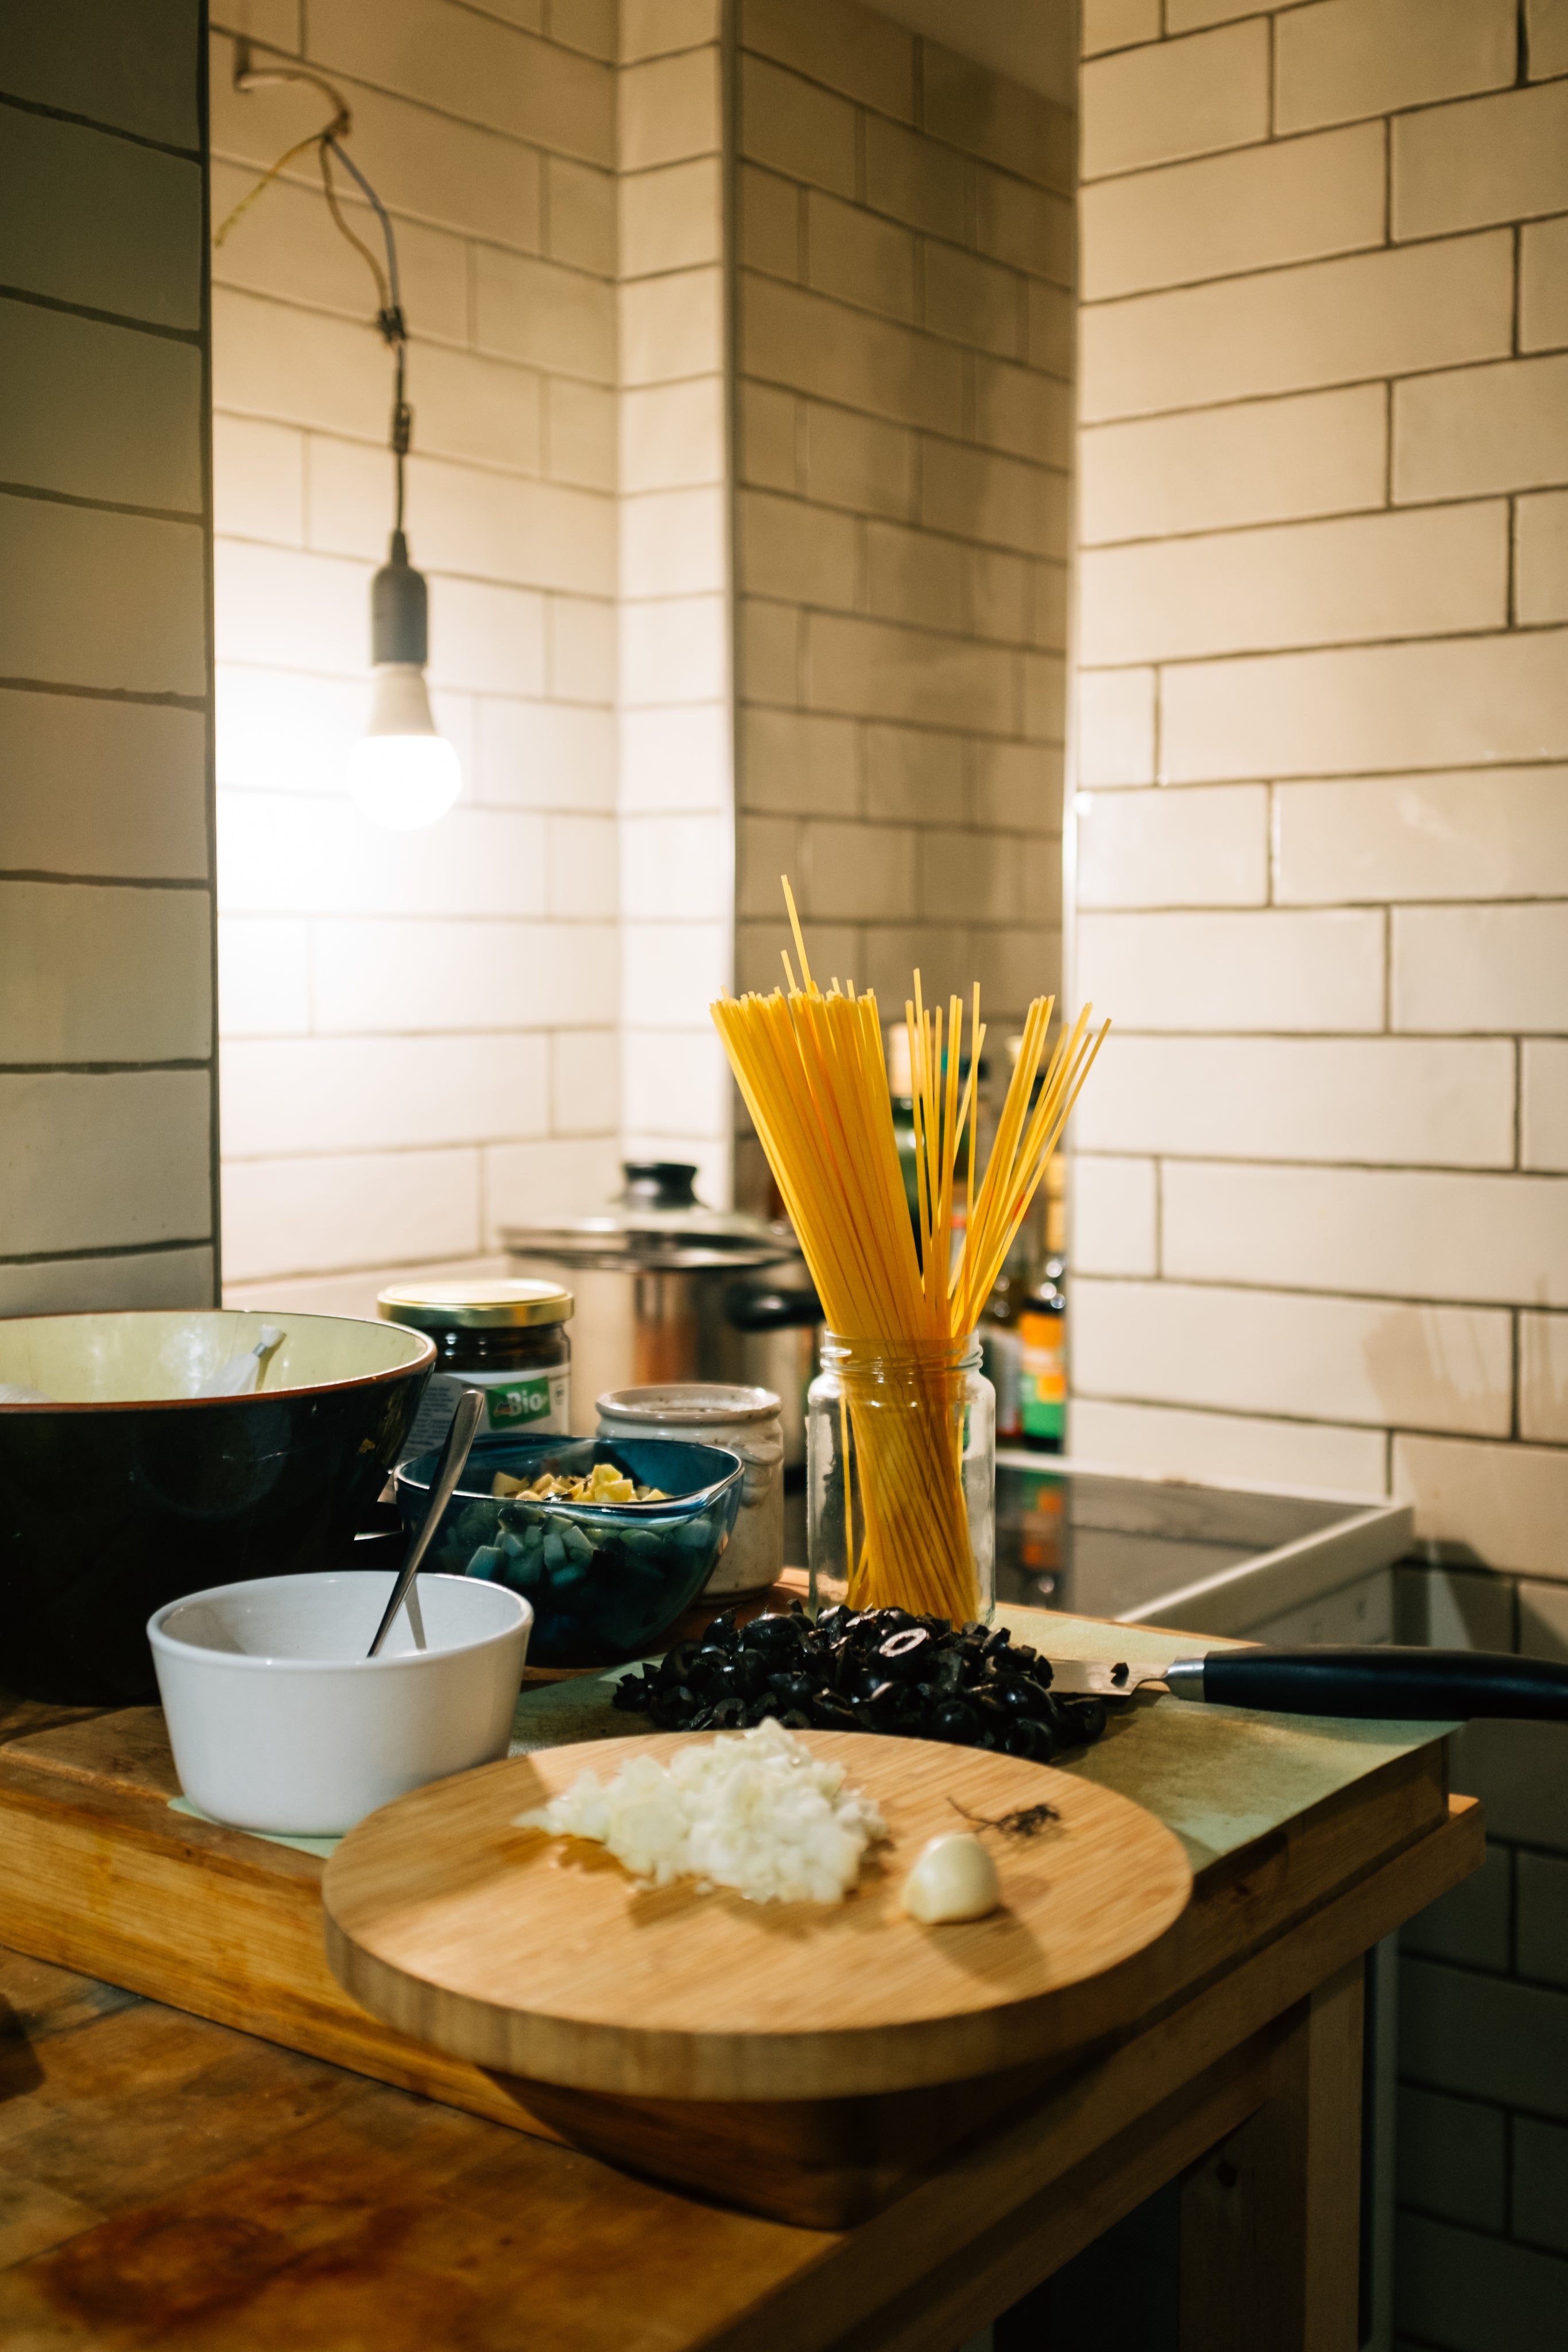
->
367, 1387, 487, 1658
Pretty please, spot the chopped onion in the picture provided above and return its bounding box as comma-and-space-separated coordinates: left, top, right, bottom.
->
515, 1717, 887, 1905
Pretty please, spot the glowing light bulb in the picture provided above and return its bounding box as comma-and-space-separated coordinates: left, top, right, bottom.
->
347, 661, 460, 830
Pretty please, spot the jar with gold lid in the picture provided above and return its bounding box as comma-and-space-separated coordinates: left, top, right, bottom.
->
378, 1279, 572, 1455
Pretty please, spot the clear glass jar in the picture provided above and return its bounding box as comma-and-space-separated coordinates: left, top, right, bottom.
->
807, 1332, 994, 1624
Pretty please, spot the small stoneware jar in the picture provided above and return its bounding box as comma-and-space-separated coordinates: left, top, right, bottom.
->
595, 1383, 783, 1599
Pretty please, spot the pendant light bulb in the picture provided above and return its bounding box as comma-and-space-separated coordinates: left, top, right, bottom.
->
349, 532, 460, 830
348, 663, 461, 830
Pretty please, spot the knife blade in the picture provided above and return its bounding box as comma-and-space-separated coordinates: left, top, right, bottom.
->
1044, 1645, 1568, 1721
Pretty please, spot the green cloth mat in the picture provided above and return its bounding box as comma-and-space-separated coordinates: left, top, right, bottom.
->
160, 1669, 655, 1858
167, 1794, 341, 1859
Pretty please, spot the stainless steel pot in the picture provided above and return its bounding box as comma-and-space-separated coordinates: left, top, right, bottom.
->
501, 1163, 822, 1464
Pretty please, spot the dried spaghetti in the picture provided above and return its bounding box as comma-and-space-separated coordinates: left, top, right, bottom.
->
712, 883, 1108, 1622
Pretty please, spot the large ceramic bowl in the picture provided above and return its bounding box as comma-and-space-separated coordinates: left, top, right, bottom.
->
150, 1570, 530, 1836
394, 1435, 744, 1668
0, 1310, 435, 1705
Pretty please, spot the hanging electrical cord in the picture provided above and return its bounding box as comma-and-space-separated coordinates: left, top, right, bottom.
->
215, 45, 412, 523
218, 42, 460, 829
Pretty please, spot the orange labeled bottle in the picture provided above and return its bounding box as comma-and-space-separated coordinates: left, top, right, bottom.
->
1017, 1158, 1067, 1453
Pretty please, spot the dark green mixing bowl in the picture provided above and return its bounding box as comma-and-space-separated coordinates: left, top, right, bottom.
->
0, 1310, 435, 1705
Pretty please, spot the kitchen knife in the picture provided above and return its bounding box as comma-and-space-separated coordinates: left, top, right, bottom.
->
1044, 1645, 1568, 1721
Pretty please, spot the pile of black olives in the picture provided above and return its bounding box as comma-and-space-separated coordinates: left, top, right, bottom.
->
610, 1601, 1109, 1762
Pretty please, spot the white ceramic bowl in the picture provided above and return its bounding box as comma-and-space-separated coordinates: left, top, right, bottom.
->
149, 1571, 531, 1836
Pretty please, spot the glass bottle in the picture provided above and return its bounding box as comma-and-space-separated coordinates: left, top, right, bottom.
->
807, 1332, 995, 1624
1017, 1159, 1068, 1453
980, 1198, 1040, 1448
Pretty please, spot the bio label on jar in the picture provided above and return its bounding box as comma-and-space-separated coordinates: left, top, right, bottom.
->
406, 1367, 569, 1456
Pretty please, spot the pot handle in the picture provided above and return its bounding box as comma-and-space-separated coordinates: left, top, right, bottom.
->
724, 1279, 822, 1333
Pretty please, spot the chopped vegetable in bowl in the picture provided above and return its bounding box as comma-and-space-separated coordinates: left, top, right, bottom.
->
393, 1436, 743, 1668
493, 1461, 668, 1505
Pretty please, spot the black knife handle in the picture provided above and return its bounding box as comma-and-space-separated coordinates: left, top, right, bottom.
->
1197, 1646, 1568, 1722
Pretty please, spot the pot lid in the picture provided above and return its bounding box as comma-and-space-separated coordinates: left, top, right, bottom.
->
500, 1160, 795, 1268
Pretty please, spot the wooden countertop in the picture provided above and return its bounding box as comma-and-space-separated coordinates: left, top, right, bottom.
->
0, 1606, 1480, 2349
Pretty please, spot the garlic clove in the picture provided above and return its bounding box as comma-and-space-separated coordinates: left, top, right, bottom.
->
900, 1831, 1001, 1924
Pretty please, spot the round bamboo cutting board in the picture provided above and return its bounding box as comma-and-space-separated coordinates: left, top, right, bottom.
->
322, 1731, 1192, 2104
324, 1740, 1194, 2107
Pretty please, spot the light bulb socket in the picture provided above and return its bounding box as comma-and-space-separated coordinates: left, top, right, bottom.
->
370, 531, 428, 666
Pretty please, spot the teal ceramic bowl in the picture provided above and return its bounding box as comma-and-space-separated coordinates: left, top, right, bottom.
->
393, 1435, 744, 1667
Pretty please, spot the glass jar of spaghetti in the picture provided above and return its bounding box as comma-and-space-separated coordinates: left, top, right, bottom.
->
806, 1332, 994, 1625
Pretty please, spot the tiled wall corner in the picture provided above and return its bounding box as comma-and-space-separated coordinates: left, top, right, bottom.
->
732, 0, 1072, 1212
0, 3, 218, 1313
617, 9, 733, 1209
1073, 6, 1568, 2336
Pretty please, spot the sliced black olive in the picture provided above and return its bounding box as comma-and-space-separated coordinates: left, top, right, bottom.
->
734, 1650, 772, 1700
656, 1640, 702, 1689
769, 1670, 817, 1711
742, 1612, 801, 1659
854, 1678, 903, 1726
1057, 1697, 1108, 1746
875, 1626, 934, 1679
830, 1641, 864, 1693
809, 1691, 860, 1731
930, 1698, 982, 1743
925, 1647, 965, 1696
701, 1612, 741, 1650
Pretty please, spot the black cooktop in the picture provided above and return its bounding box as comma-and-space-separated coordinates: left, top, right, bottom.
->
993, 1457, 1358, 1620
782, 1458, 1368, 1627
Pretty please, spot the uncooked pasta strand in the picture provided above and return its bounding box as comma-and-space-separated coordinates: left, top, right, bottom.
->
712, 883, 1108, 1620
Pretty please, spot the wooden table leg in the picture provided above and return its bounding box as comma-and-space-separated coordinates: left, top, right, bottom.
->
1179, 1958, 1364, 2352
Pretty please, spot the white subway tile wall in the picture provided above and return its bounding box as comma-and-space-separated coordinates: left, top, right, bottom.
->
211, 2, 646, 1283
0, 11, 218, 1312
733, 0, 1071, 1220
1075, 0, 1568, 1514
1075, 7, 1568, 2326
